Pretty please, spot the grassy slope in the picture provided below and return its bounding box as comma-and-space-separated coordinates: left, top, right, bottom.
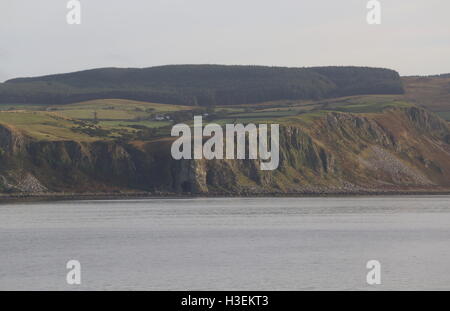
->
0, 99, 191, 141
402, 76, 450, 120
213, 95, 414, 126
0, 95, 419, 142
51, 99, 191, 119
0, 111, 99, 141
2, 92, 450, 194
1, 72, 449, 143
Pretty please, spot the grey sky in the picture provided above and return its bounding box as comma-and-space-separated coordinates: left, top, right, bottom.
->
1, 0, 449, 82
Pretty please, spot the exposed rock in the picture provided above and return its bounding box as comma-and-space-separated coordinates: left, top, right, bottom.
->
0, 124, 27, 155
1, 107, 450, 195
0, 172, 47, 193
358, 146, 432, 186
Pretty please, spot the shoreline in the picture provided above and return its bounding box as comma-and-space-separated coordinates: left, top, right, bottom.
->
1, 190, 450, 204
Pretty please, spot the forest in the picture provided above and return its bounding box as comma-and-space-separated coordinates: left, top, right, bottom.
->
0, 65, 404, 106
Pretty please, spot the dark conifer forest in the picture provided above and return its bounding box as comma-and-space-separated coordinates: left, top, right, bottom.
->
0, 65, 404, 106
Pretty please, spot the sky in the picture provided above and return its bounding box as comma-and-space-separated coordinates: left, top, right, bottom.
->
1, 0, 450, 82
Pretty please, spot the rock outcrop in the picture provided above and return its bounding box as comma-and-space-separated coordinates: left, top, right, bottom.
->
1, 107, 450, 195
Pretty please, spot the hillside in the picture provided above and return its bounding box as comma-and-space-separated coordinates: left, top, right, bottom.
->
402, 75, 450, 121
1, 66, 450, 196
0, 65, 404, 106
1, 96, 450, 195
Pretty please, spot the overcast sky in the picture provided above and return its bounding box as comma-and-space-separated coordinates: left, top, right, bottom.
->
1, 0, 449, 82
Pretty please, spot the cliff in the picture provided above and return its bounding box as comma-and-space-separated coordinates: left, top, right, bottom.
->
1, 107, 450, 195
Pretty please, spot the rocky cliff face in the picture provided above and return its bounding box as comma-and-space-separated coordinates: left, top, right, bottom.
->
1, 107, 450, 195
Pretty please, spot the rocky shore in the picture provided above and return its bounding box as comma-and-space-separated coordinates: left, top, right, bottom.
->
2, 107, 450, 198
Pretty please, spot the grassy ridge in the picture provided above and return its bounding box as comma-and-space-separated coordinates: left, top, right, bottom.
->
0, 111, 100, 141
0, 95, 415, 142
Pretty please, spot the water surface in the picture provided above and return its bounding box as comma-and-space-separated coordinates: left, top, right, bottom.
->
0, 196, 449, 290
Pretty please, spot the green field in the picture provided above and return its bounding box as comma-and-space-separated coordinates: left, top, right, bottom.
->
228, 110, 301, 118
51, 99, 191, 120
0, 111, 102, 141
319, 96, 411, 113
0, 95, 424, 142
98, 120, 172, 129
0, 99, 193, 141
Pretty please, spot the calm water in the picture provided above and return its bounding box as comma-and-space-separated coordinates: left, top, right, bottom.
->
0, 196, 449, 290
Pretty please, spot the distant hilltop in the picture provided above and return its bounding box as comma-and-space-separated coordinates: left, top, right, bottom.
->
0, 65, 404, 106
